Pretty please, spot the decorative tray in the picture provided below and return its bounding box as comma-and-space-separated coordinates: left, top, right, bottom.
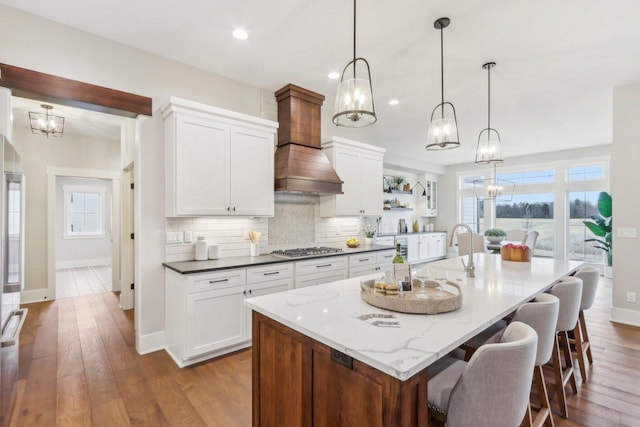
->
360, 278, 462, 315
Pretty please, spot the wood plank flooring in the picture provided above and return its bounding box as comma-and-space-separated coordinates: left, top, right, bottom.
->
9, 277, 639, 426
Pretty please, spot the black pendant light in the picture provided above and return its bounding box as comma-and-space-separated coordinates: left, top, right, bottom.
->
426, 17, 460, 150
475, 62, 504, 163
332, 0, 377, 127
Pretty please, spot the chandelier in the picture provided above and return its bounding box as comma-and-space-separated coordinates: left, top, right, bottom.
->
29, 104, 64, 138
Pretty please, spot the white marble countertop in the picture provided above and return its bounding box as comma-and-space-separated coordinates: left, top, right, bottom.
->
244, 254, 583, 381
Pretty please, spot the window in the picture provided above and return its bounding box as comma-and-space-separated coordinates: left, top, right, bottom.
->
495, 193, 554, 257
461, 197, 484, 233
566, 164, 604, 182
567, 191, 602, 262
497, 169, 554, 185
63, 185, 105, 237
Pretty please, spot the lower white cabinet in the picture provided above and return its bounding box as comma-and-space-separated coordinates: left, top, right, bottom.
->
294, 256, 347, 288
416, 233, 447, 262
165, 264, 292, 367
348, 250, 396, 278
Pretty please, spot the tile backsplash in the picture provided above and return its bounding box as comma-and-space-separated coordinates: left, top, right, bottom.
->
165, 193, 366, 262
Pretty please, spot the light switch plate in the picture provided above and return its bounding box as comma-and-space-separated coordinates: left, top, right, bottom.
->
183, 230, 192, 243
165, 231, 177, 244
617, 227, 637, 238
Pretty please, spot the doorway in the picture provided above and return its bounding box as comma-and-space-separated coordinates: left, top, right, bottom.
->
54, 176, 114, 298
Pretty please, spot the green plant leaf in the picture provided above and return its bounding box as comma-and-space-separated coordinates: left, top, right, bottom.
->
583, 221, 606, 237
598, 191, 612, 218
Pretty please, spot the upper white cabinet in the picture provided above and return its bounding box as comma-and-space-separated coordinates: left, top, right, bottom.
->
163, 97, 278, 217
319, 137, 385, 217
417, 174, 438, 217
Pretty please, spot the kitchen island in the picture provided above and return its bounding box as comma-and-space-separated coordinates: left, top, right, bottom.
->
245, 254, 582, 426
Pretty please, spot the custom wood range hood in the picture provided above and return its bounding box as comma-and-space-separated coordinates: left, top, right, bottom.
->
274, 84, 343, 194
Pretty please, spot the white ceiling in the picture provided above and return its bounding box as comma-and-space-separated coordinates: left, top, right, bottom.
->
2, 0, 639, 165
11, 97, 123, 142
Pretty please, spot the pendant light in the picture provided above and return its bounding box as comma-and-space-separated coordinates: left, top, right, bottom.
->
475, 62, 504, 163
474, 163, 515, 201
29, 104, 65, 138
426, 17, 460, 150
332, 0, 376, 127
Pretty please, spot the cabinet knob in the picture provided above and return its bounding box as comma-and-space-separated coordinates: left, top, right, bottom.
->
227, 206, 231, 212
232, 206, 236, 212
243, 290, 247, 295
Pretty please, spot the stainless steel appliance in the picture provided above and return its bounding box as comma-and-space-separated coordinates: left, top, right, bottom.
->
0, 131, 27, 425
271, 247, 344, 259
398, 219, 407, 233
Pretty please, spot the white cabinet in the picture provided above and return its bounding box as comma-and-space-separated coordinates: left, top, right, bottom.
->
375, 249, 396, 273
418, 234, 431, 261
417, 176, 438, 217
406, 235, 420, 263
163, 97, 278, 217
294, 256, 348, 288
320, 137, 385, 217
165, 263, 292, 367
415, 233, 447, 262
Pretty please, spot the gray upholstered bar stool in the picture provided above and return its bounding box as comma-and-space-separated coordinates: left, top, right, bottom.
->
572, 266, 600, 381
427, 322, 538, 427
459, 294, 560, 427
548, 275, 583, 419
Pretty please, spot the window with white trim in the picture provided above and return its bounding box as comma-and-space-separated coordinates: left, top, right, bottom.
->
566, 163, 604, 182
63, 185, 105, 237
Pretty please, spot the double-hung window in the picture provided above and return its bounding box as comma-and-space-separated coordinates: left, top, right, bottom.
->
63, 185, 105, 238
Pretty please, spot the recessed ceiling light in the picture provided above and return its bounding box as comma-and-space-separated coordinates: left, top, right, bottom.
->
232, 28, 248, 40
388, 99, 399, 106
328, 71, 340, 80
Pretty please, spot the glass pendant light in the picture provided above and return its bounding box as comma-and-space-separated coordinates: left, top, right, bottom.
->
29, 104, 65, 138
475, 62, 504, 163
474, 163, 515, 201
426, 17, 460, 150
333, 0, 376, 127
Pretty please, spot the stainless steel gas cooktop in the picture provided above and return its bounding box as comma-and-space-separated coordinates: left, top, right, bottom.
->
270, 247, 344, 259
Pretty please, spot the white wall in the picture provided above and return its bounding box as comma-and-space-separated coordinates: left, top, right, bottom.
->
11, 126, 119, 297
611, 83, 640, 326
55, 176, 112, 268
0, 4, 276, 351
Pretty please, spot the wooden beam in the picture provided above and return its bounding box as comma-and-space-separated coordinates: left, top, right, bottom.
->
0, 63, 152, 118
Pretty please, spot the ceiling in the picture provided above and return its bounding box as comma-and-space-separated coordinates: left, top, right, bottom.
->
11, 97, 123, 142
2, 0, 639, 165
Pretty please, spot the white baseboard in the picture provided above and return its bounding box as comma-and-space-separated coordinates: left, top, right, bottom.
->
21, 288, 54, 304
610, 306, 640, 327
56, 258, 112, 270
136, 330, 165, 355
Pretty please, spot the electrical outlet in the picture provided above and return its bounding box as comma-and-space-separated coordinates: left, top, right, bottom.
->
243, 229, 250, 240
183, 230, 193, 243
627, 292, 636, 303
165, 231, 178, 244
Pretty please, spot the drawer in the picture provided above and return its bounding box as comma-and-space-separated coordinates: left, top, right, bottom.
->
294, 271, 348, 289
376, 250, 396, 264
348, 253, 376, 268
247, 263, 293, 284
295, 256, 347, 276
187, 268, 246, 293
349, 264, 382, 278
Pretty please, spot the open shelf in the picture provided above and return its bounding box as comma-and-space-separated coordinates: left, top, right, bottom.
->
383, 207, 413, 211
385, 189, 412, 195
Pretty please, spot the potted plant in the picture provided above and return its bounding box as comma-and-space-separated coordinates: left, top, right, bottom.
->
484, 228, 507, 244
364, 224, 376, 245
393, 176, 405, 190
583, 191, 612, 278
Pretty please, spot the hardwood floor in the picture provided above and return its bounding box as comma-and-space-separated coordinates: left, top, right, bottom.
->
8, 277, 639, 426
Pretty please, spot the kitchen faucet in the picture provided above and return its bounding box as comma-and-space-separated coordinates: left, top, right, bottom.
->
448, 224, 475, 278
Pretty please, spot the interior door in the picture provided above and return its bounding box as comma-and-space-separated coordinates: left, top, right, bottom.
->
120, 169, 134, 310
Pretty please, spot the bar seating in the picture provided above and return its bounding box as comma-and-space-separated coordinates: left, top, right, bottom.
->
458, 294, 560, 427
506, 229, 527, 242
427, 322, 538, 427
456, 232, 486, 257
548, 276, 583, 418
571, 266, 600, 381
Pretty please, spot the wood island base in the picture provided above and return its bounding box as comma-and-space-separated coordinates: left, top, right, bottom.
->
251, 311, 429, 427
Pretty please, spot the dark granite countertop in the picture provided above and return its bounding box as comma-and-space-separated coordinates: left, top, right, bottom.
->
163, 245, 396, 274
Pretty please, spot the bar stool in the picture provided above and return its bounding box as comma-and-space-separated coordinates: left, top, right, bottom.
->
549, 276, 582, 418
458, 294, 559, 427
572, 266, 599, 381
427, 322, 538, 427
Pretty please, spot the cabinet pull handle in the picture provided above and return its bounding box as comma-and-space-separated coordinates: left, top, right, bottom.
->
249, 289, 252, 295
316, 264, 332, 268
209, 278, 229, 283
263, 271, 280, 276
233, 206, 236, 212
359, 258, 370, 262
226, 206, 231, 212
243, 290, 247, 295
